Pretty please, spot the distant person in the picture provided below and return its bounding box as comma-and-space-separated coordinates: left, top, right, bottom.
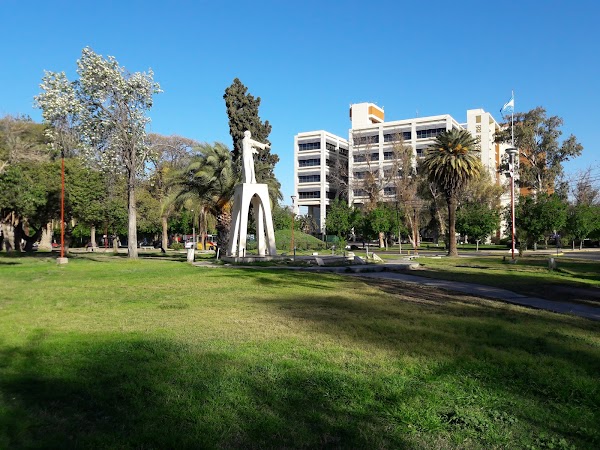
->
0, 230, 4, 252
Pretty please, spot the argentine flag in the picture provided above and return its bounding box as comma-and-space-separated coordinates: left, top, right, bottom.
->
501, 93, 514, 116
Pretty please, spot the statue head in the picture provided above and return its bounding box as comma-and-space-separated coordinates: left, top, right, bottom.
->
244, 130, 251, 138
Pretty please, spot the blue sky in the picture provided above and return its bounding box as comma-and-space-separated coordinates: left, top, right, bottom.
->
1, 0, 598, 203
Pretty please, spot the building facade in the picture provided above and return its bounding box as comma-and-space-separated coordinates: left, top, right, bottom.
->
293, 131, 349, 233
294, 103, 509, 235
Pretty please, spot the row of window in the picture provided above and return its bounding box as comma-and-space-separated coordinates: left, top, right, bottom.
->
416, 127, 446, 139
299, 191, 320, 199
298, 141, 320, 151
352, 128, 445, 147
299, 158, 320, 167
353, 135, 379, 146
298, 190, 337, 199
298, 175, 320, 183
353, 187, 396, 197
383, 131, 412, 142
353, 153, 379, 162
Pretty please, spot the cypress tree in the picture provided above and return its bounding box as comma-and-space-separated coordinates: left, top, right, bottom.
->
223, 78, 281, 201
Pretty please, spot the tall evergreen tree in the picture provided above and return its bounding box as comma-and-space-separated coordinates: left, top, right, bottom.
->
223, 78, 281, 201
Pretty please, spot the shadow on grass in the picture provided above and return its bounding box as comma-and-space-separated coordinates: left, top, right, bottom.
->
0, 333, 416, 449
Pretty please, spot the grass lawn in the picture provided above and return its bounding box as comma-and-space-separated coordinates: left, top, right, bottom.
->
0, 253, 599, 449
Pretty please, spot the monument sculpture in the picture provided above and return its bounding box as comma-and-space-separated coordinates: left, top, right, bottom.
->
227, 131, 277, 257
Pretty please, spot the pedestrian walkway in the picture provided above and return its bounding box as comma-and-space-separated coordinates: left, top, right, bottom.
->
348, 271, 600, 321
194, 256, 599, 321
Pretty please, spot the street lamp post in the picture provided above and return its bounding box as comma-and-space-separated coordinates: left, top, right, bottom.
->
290, 195, 296, 260
506, 147, 518, 261
395, 200, 401, 255
191, 209, 195, 250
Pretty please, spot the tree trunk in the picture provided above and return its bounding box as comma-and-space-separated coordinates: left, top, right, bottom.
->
39, 223, 52, 251
379, 231, 385, 248
13, 221, 23, 252
161, 215, 168, 250
127, 168, 138, 258
447, 196, 458, 257
91, 225, 96, 248
216, 209, 231, 252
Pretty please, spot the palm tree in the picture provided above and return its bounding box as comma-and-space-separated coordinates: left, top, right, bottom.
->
175, 142, 236, 251
422, 129, 481, 256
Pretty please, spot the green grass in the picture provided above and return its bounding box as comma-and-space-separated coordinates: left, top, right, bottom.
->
0, 253, 599, 449
413, 256, 600, 305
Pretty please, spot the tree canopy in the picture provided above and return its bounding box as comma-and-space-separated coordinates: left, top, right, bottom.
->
497, 107, 582, 194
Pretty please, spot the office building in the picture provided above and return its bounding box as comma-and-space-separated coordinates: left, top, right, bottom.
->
294, 103, 510, 234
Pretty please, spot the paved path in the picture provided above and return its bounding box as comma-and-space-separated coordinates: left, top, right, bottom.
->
348, 271, 600, 321
194, 256, 599, 321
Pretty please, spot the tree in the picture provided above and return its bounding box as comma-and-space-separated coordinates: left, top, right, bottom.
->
515, 194, 568, 250
147, 133, 198, 249
387, 135, 424, 251
0, 115, 49, 174
325, 198, 356, 240
422, 129, 481, 256
0, 159, 105, 252
456, 171, 504, 245
567, 204, 599, 250
456, 203, 500, 245
35, 47, 161, 258
271, 203, 292, 232
175, 143, 236, 250
223, 78, 281, 202
497, 107, 583, 194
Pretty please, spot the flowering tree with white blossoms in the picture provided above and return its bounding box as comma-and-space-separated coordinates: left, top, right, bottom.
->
35, 47, 161, 258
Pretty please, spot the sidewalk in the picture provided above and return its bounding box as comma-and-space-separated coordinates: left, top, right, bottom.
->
349, 271, 599, 321
202, 256, 599, 321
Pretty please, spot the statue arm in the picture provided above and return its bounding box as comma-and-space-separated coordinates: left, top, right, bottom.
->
249, 139, 270, 150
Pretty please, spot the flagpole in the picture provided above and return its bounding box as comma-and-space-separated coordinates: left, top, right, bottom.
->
511, 90, 514, 147
509, 90, 516, 261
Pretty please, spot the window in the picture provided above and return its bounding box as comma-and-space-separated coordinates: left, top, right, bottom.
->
353, 171, 367, 179
325, 142, 336, 152
384, 187, 396, 196
383, 168, 403, 178
326, 191, 337, 199
353, 189, 367, 197
354, 153, 379, 163
299, 191, 320, 199
298, 141, 320, 151
353, 134, 379, 146
298, 175, 320, 183
416, 148, 426, 158
339, 147, 348, 156
299, 158, 320, 167
383, 151, 395, 160
416, 127, 446, 139
383, 131, 411, 142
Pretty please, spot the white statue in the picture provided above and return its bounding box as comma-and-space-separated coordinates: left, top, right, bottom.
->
242, 130, 270, 184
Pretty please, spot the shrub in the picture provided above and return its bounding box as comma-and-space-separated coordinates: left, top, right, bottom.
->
170, 242, 183, 251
